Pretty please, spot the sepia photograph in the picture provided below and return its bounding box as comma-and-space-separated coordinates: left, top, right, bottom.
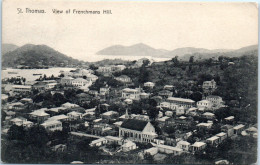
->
1, 0, 258, 164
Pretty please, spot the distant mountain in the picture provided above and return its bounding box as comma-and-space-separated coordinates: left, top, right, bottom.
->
179, 45, 258, 61
2, 44, 81, 68
97, 43, 257, 60
97, 43, 167, 57
2, 43, 19, 55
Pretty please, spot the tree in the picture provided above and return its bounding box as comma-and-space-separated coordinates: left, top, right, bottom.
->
189, 56, 194, 63
8, 125, 25, 141
172, 56, 179, 66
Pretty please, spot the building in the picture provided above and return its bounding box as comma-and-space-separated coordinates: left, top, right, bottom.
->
33, 81, 49, 91
47, 114, 69, 122
62, 102, 80, 109
29, 109, 50, 123
164, 85, 174, 90
100, 87, 110, 95
202, 79, 217, 92
8, 102, 25, 110
12, 85, 31, 94
233, 124, 245, 135
41, 120, 62, 131
101, 111, 119, 120
190, 142, 207, 152
45, 83, 58, 89
176, 141, 191, 151
10, 117, 28, 126
206, 136, 220, 146
122, 88, 141, 100
221, 125, 234, 137
121, 141, 137, 152
158, 90, 173, 98
60, 77, 74, 86
166, 97, 195, 110
197, 122, 213, 129
216, 132, 227, 142
105, 136, 123, 145
97, 66, 112, 73
197, 100, 213, 111
144, 82, 155, 88
71, 78, 91, 87
140, 92, 150, 99
160, 102, 171, 109
157, 145, 183, 155
67, 111, 83, 120
144, 147, 158, 156
119, 119, 158, 143
20, 98, 33, 104
86, 74, 98, 82
206, 95, 225, 110
202, 112, 215, 120
111, 65, 126, 72
76, 93, 92, 104
176, 106, 185, 115
89, 138, 108, 147
115, 75, 132, 83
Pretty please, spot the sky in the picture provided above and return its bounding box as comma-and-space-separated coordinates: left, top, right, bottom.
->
2, 0, 258, 61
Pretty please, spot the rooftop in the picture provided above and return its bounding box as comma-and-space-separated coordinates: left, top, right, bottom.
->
233, 124, 245, 130
216, 132, 226, 137
177, 141, 190, 145
41, 120, 62, 126
157, 144, 183, 151
207, 136, 219, 141
29, 110, 49, 117
121, 119, 148, 131
167, 97, 195, 103
192, 142, 206, 147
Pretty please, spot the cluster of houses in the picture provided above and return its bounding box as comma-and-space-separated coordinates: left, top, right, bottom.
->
1, 63, 257, 162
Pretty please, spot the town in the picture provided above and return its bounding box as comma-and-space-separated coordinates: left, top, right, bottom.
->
1, 55, 257, 164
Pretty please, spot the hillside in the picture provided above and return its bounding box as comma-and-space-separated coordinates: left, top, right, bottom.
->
2, 44, 19, 55
2, 44, 81, 68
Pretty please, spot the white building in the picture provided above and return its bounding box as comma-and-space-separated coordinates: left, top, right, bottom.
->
41, 120, 62, 131
206, 95, 225, 110
190, 142, 207, 152
62, 102, 80, 109
157, 144, 183, 155
122, 88, 141, 100
176, 141, 191, 151
12, 85, 32, 94
197, 100, 213, 111
119, 119, 158, 143
144, 82, 155, 88
67, 111, 83, 120
166, 97, 195, 110
72, 78, 91, 87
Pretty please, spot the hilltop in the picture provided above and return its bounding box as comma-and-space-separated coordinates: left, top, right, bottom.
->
2, 43, 19, 55
2, 44, 81, 68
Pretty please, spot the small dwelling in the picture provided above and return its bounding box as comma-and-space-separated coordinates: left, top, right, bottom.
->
233, 124, 245, 135
206, 136, 220, 146
176, 141, 191, 151
121, 141, 137, 152
157, 144, 183, 155
144, 147, 158, 156
144, 82, 155, 88
89, 138, 108, 147
216, 132, 227, 142
41, 120, 62, 131
190, 142, 207, 152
